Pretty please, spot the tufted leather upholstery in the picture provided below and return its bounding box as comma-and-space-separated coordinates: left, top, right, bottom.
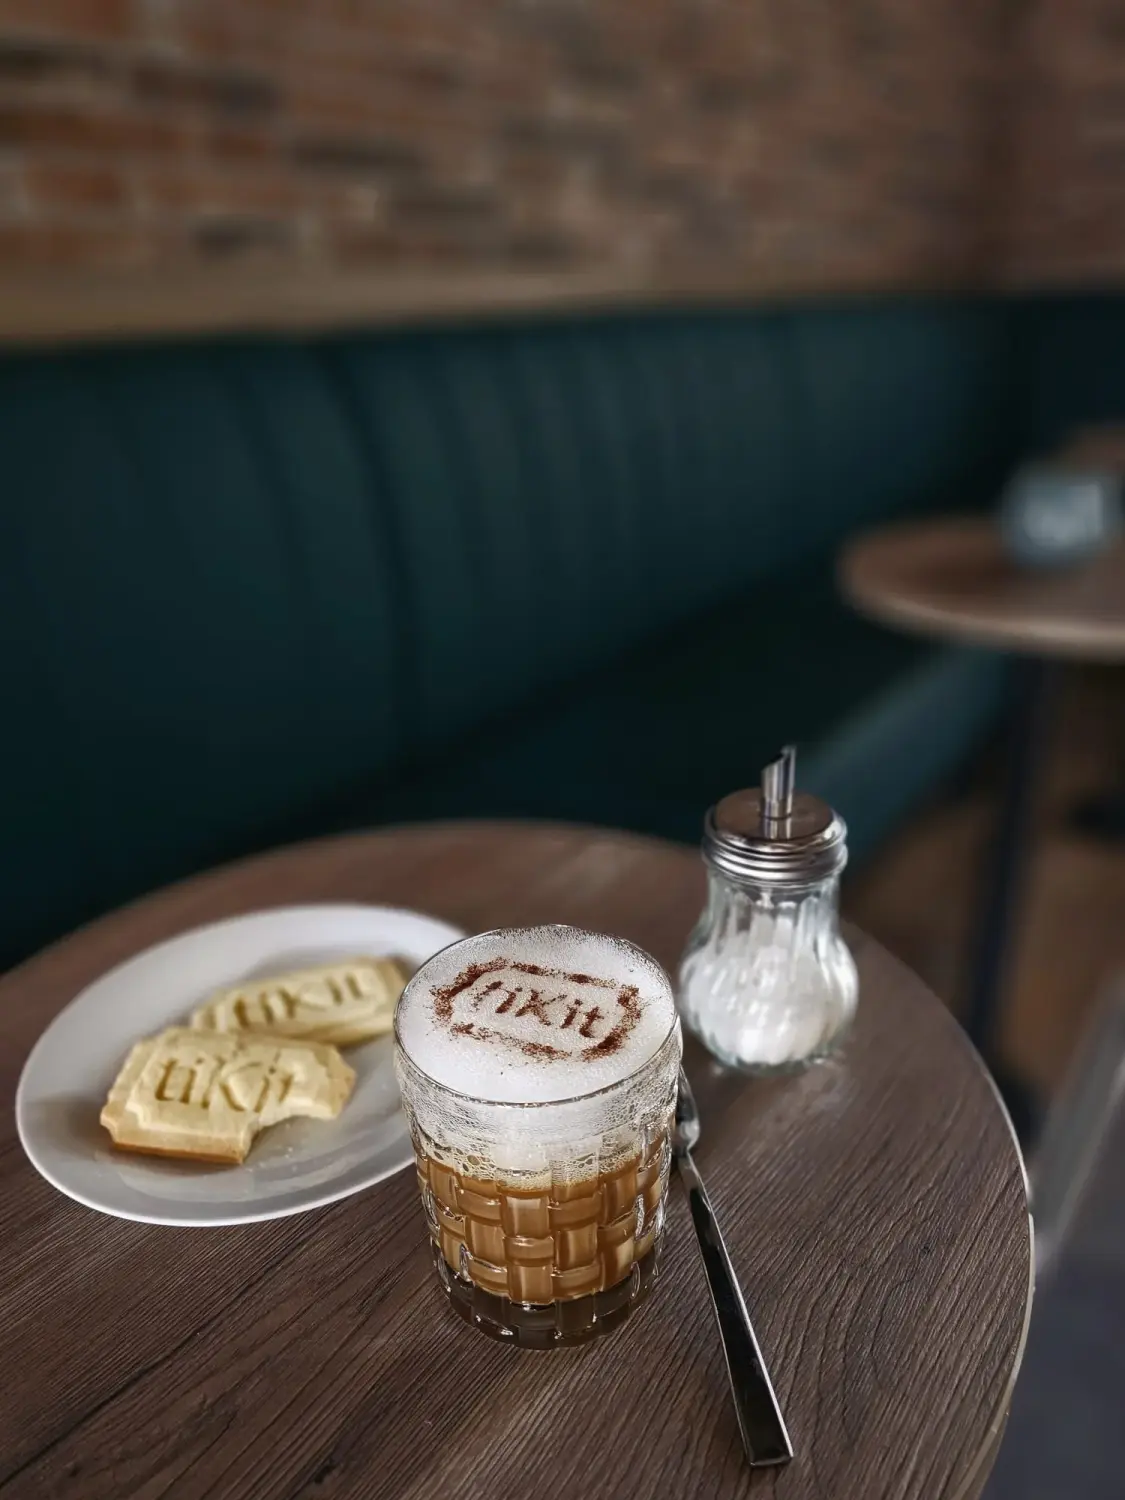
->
0, 300, 1020, 967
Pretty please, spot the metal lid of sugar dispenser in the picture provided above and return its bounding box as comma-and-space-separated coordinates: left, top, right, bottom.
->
702, 745, 848, 886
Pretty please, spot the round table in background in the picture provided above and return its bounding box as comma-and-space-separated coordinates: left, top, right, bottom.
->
841, 517, 1125, 1138
840, 516, 1125, 661
0, 823, 1031, 1500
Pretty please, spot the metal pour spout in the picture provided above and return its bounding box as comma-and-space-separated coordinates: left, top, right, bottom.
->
761, 745, 796, 832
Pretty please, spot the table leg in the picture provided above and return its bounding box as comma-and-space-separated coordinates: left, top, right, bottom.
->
963, 658, 1057, 1144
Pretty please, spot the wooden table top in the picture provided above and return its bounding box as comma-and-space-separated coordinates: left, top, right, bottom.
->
840, 516, 1125, 659
0, 823, 1032, 1500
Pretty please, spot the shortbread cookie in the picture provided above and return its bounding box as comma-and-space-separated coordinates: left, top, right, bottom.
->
100, 1027, 355, 1164
190, 956, 411, 1048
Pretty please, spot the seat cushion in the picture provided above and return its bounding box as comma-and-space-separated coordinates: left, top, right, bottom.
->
326, 300, 1017, 759
352, 558, 1002, 848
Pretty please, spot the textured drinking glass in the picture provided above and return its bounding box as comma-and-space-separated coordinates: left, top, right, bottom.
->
394, 926, 682, 1347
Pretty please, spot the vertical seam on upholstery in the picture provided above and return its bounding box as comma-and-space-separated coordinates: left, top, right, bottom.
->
777, 308, 812, 558
586, 320, 648, 640
53, 360, 158, 916
423, 345, 504, 729
496, 333, 572, 687
315, 340, 420, 769
211, 346, 320, 736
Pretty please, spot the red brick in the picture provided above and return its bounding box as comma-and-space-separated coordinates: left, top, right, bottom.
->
26, 156, 128, 211
0, 219, 155, 266
134, 164, 298, 219
0, 0, 133, 41
0, 101, 197, 153
203, 124, 279, 162
132, 168, 217, 218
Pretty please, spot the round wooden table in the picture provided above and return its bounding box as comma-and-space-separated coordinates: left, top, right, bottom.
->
841, 517, 1125, 1139
0, 824, 1032, 1500
840, 516, 1125, 661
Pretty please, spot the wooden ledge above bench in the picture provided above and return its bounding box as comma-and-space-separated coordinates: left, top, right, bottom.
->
0, 262, 981, 347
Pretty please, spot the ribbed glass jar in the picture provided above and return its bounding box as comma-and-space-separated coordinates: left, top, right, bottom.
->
678, 869, 857, 1070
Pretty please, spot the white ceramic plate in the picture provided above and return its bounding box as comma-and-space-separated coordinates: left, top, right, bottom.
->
15, 904, 465, 1226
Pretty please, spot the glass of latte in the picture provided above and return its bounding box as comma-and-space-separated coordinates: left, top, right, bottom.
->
394, 925, 682, 1346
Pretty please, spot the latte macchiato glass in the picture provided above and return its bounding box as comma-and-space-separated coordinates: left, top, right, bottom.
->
394, 925, 682, 1346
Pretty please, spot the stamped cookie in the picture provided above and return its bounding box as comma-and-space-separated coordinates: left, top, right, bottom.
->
100, 1027, 355, 1164
190, 956, 412, 1048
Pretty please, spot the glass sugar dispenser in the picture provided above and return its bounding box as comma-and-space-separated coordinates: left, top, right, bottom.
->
678, 746, 858, 1071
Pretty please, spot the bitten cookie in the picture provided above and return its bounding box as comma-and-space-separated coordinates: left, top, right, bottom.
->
100, 1026, 355, 1164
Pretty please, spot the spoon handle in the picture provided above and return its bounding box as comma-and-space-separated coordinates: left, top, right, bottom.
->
676, 1150, 793, 1468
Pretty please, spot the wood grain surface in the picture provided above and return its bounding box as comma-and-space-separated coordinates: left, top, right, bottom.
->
840, 517, 1125, 659
0, 823, 1032, 1500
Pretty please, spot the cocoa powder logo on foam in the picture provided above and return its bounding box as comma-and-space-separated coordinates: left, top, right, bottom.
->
430, 958, 642, 1063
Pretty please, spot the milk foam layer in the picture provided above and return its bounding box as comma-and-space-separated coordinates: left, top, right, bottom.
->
395, 926, 678, 1104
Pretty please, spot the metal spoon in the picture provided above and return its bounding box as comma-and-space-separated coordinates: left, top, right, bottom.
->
673, 1065, 793, 1467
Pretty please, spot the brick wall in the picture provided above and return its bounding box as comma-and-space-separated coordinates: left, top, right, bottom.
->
1002, 0, 1125, 288
0, 0, 1060, 335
